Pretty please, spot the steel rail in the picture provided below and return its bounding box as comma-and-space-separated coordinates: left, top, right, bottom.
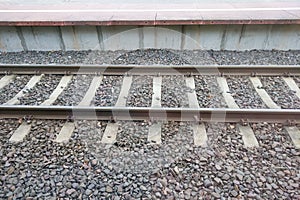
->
0, 64, 299, 76
0, 105, 299, 123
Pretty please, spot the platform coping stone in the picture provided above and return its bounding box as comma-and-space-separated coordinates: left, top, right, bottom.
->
284, 126, 300, 149
237, 124, 259, 148
115, 76, 133, 107
249, 77, 280, 109
282, 77, 300, 100
0, 75, 15, 90
101, 122, 119, 144
186, 77, 200, 108
4, 75, 43, 105
55, 122, 75, 143
192, 123, 208, 147
41, 75, 72, 106
152, 76, 162, 108
9, 122, 31, 143
78, 75, 103, 106
217, 77, 239, 109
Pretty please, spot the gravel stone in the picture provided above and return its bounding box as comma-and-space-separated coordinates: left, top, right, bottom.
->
126, 76, 153, 107
1, 49, 299, 199
0, 119, 298, 199
0, 75, 31, 104
260, 76, 300, 109
210, 50, 300, 65
204, 179, 212, 187
17, 75, 62, 105
194, 75, 227, 108
0, 50, 299, 65
53, 75, 93, 106
93, 76, 123, 106
227, 76, 267, 108
114, 121, 149, 150
161, 75, 189, 107
112, 49, 190, 65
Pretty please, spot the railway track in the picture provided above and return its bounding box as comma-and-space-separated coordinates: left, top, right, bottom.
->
1, 1, 300, 198
0, 64, 299, 148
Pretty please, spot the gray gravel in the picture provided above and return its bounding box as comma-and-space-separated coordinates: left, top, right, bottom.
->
53, 75, 93, 106
260, 76, 300, 109
161, 75, 189, 107
194, 75, 227, 108
84, 120, 195, 176
93, 76, 123, 106
211, 50, 300, 65
227, 76, 267, 108
126, 76, 153, 107
114, 121, 150, 150
1, 48, 300, 199
0, 51, 90, 64
0, 120, 299, 199
1, 49, 299, 65
0, 75, 31, 105
17, 75, 62, 105
112, 49, 190, 65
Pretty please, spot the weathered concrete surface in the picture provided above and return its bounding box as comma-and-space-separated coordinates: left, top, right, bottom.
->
0, 26, 23, 52
21, 27, 63, 51
1, 1, 299, 26
0, 25, 299, 52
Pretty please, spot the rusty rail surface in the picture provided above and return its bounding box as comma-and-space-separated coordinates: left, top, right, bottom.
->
0, 106, 299, 123
0, 64, 299, 76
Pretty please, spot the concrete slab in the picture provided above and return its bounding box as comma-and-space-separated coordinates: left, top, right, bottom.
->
0, 75, 15, 90
148, 122, 162, 144
283, 77, 300, 100
5, 75, 43, 105
217, 77, 239, 109
61, 26, 99, 50
101, 122, 118, 144
186, 77, 199, 108
101, 26, 140, 50
115, 76, 132, 107
266, 25, 300, 50
238, 124, 259, 148
249, 77, 280, 109
21, 27, 62, 51
143, 26, 182, 49
9, 122, 31, 143
78, 76, 103, 106
182, 26, 201, 49
152, 76, 162, 108
199, 25, 225, 50
238, 25, 271, 50
55, 122, 75, 143
220, 25, 243, 50
0, 26, 23, 51
41, 75, 72, 106
284, 126, 300, 149
0, 1, 299, 25
1, 24, 300, 51
192, 123, 208, 147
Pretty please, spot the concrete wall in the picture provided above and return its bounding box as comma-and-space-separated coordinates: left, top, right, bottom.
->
0, 24, 299, 52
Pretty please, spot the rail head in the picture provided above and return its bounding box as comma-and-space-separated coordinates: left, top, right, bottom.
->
0, 105, 299, 123
0, 64, 299, 76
